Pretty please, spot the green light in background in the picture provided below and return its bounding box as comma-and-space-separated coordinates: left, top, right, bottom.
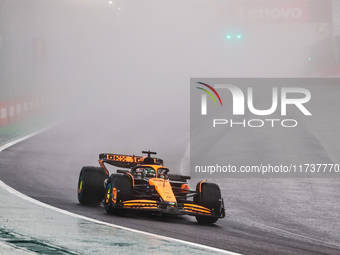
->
226, 34, 243, 40
308, 57, 312, 61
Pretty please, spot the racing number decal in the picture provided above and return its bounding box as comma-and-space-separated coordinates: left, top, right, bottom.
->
111, 187, 117, 204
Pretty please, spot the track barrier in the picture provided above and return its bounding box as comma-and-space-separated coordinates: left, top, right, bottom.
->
0, 96, 45, 128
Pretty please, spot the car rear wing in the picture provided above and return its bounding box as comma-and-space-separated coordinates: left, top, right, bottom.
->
99, 153, 163, 168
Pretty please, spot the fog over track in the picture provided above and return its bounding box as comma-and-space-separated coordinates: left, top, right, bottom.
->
1, 1, 340, 254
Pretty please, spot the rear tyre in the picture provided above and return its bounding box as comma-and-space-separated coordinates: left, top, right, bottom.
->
195, 182, 221, 224
104, 174, 132, 214
77, 166, 108, 205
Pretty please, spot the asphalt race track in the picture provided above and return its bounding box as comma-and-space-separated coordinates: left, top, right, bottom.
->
1, 119, 340, 255
2, 1, 340, 254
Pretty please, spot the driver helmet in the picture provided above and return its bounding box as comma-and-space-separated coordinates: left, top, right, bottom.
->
143, 168, 156, 177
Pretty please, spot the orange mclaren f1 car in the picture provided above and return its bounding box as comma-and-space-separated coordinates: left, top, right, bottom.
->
77, 151, 225, 224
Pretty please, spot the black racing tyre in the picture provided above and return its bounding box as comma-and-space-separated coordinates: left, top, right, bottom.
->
195, 182, 222, 224
104, 174, 132, 214
77, 166, 108, 205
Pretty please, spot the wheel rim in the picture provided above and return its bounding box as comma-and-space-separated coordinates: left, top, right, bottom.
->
78, 175, 83, 199
105, 183, 111, 204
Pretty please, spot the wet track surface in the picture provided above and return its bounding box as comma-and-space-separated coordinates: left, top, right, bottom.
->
2, 1, 340, 254
1, 120, 340, 255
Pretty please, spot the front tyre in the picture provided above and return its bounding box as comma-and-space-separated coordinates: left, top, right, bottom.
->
78, 166, 108, 205
195, 182, 222, 224
104, 174, 132, 214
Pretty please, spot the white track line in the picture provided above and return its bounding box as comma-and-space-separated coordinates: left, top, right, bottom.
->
0, 125, 54, 152
0, 128, 241, 255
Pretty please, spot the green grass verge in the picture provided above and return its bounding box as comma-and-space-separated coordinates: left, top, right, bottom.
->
0, 114, 55, 146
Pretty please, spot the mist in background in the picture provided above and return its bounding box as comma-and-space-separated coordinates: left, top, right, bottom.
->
0, 0, 336, 170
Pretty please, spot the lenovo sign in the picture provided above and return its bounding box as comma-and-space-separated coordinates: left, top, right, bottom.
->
237, 0, 309, 24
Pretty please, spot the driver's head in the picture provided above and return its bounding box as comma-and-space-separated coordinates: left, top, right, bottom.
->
143, 168, 156, 177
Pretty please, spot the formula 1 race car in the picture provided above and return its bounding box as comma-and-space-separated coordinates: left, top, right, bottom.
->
77, 151, 225, 224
